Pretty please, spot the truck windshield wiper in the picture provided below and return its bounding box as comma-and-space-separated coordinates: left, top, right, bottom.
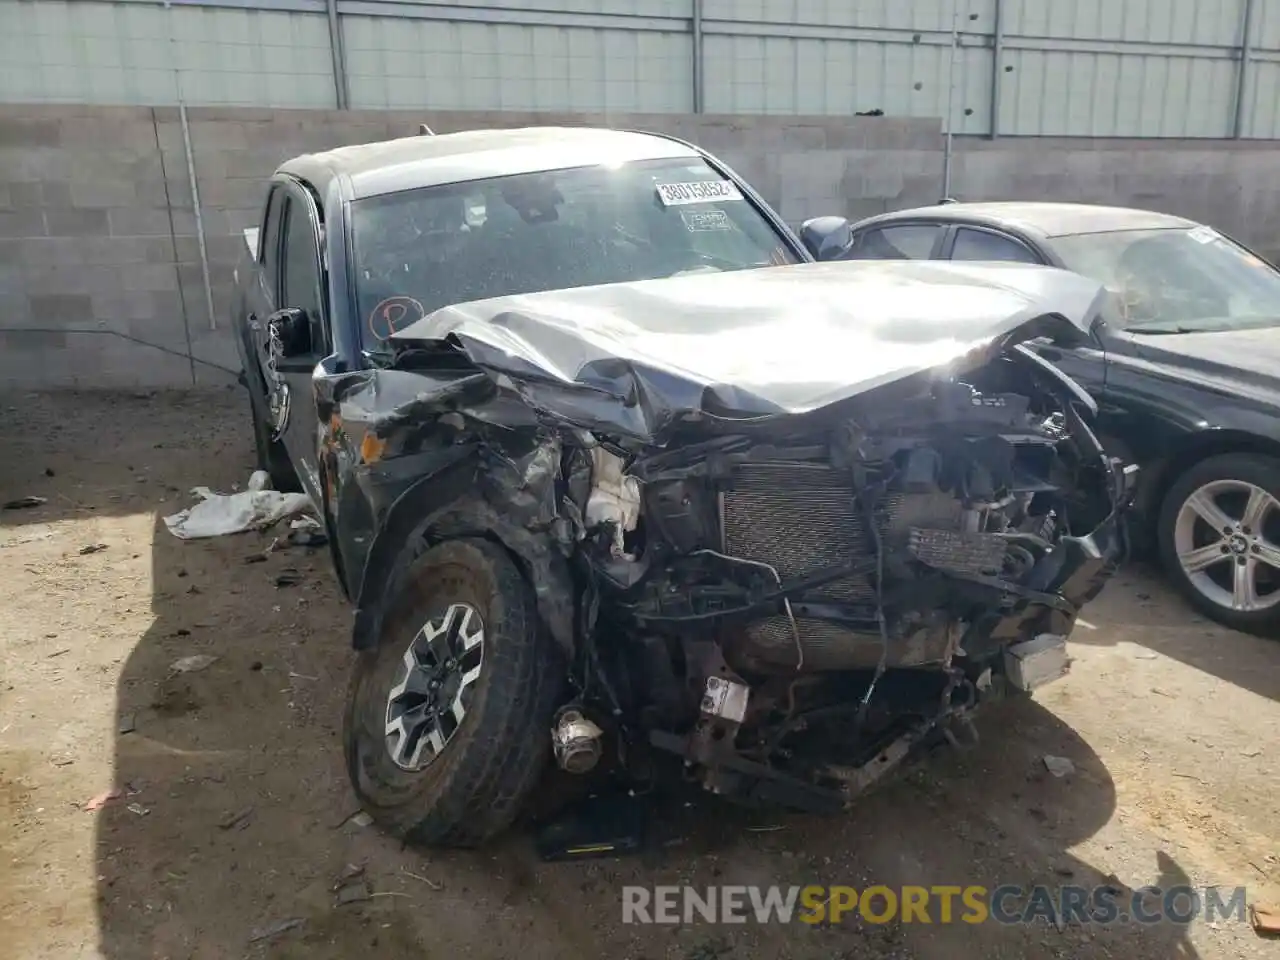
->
1126, 325, 1197, 335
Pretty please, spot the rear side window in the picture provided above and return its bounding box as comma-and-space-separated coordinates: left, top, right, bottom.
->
951, 228, 1040, 264
851, 224, 941, 260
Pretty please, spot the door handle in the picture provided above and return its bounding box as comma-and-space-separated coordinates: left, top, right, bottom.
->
247, 312, 260, 331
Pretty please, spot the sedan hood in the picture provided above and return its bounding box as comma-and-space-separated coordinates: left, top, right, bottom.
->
391, 260, 1107, 443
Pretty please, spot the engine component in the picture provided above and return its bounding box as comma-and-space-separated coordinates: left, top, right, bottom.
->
822, 727, 918, 798
720, 461, 876, 670
645, 479, 718, 554
585, 447, 641, 559
1003, 633, 1069, 692
720, 461, 877, 602
907, 526, 1008, 577
901, 446, 942, 492
734, 611, 956, 672
720, 461, 970, 670
551, 706, 604, 773
701, 676, 749, 722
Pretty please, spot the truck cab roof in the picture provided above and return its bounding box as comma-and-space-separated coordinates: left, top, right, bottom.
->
278, 126, 702, 201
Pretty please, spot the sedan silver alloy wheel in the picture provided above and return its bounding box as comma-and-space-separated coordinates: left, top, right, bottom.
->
1173, 478, 1280, 612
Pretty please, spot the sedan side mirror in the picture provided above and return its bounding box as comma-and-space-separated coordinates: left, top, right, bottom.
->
267, 307, 313, 358
799, 216, 855, 261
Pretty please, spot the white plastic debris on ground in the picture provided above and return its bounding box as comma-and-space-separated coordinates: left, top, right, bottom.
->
163, 470, 315, 540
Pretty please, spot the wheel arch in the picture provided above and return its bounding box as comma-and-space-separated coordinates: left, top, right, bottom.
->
350, 460, 576, 657
1143, 429, 1280, 526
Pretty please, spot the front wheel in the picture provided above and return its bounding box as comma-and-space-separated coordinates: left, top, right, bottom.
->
343, 538, 565, 847
1157, 453, 1280, 637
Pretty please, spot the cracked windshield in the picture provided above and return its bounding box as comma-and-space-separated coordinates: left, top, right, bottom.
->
352, 158, 798, 349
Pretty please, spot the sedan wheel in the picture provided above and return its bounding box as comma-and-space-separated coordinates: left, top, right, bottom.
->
1159, 454, 1280, 636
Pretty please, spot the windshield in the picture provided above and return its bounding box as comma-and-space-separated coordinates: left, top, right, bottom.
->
1052, 226, 1280, 333
350, 158, 798, 350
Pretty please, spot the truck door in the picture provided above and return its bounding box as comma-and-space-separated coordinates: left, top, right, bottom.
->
245, 184, 283, 409
261, 179, 330, 506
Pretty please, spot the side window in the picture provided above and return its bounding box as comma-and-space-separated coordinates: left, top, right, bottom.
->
280, 193, 325, 350
851, 224, 942, 260
951, 228, 1040, 264
260, 186, 284, 293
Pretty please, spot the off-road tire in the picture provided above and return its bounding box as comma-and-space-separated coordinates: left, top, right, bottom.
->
343, 538, 565, 847
1157, 453, 1280, 638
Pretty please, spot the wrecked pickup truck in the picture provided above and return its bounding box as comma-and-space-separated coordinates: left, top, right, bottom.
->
232, 126, 1136, 847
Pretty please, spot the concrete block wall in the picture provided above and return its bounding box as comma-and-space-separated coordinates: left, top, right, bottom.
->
3, 102, 1280, 389
0, 105, 944, 388
951, 138, 1280, 255
1, 106, 209, 388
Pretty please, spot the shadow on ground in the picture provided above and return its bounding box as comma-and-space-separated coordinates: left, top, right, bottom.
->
1071, 562, 1280, 703
1, 391, 1206, 959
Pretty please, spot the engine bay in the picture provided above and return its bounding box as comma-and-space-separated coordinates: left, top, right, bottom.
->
553, 352, 1131, 809
583, 359, 1110, 659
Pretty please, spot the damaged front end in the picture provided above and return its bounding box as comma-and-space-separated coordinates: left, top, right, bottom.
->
333, 261, 1137, 817
622, 353, 1134, 812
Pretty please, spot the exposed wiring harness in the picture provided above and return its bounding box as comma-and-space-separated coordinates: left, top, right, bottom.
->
853, 464, 897, 733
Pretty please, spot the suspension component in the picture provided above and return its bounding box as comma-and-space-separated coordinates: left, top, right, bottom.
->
551, 705, 604, 774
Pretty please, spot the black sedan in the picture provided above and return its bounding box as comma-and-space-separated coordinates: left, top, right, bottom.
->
800, 202, 1280, 637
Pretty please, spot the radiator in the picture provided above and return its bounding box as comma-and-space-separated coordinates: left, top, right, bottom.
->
720, 461, 877, 602
719, 461, 964, 669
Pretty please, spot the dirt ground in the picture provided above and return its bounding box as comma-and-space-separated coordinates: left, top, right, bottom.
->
1, 389, 1278, 960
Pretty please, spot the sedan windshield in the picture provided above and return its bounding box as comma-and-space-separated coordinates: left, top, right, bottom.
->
350, 158, 798, 349
1052, 226, 1280, 333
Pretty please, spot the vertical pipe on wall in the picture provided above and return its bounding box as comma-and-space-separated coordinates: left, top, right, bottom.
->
325, 0, 349, 110
941, 0, 961, 200
691, 0, 704, 113
164, 0, 217, 334
178, 102, 217, 334
1233, 0, 1255, 138
989, 0, 1003, 139
151, 106, 197, 386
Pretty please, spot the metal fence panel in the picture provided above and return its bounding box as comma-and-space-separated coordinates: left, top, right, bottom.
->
0, 0, 1275, 138
1000, 48, 1239, 137
342, 13, 691, 111
1003, 0, 1246, 46
0, 1, 334, 107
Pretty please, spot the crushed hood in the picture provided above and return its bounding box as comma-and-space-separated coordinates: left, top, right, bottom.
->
391, 259, 1107, 443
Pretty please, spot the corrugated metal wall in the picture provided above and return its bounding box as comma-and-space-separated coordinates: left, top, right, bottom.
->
2, 0, 1278, 137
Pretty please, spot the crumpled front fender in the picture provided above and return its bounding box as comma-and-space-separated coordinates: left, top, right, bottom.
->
349, 456, 576, 657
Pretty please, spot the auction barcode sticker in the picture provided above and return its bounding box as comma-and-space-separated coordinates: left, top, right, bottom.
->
655, 180, 744, 206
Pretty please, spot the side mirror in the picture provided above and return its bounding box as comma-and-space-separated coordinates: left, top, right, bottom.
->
799, 216, 855, 261
267, 307, 312, 359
